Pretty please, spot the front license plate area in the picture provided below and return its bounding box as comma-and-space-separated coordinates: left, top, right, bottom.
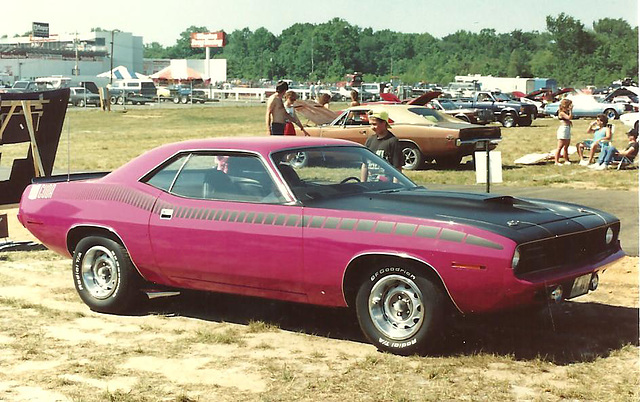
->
568, 274, 591, 298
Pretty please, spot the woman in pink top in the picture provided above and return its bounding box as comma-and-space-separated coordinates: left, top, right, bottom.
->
554, 98, 573, 166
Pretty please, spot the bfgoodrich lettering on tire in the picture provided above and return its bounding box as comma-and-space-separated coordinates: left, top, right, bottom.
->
356, 265, 444, 355
73, 236, 143, 314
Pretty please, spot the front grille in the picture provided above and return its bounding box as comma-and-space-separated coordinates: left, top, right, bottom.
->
514, 223, 619, 276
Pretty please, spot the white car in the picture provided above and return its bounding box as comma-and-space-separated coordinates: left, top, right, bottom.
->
620, 112, 639, 128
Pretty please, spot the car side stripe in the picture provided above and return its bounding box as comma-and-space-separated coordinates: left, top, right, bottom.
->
63, 184, 503, 251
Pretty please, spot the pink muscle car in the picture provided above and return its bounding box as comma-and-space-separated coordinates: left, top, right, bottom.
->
18, 137, 624, 355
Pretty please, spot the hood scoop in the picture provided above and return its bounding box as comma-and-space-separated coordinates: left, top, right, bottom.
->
484, 195, 517, 205
484, 195, 548, 210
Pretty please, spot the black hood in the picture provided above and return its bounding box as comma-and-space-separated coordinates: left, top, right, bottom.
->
303, 188, 617, 243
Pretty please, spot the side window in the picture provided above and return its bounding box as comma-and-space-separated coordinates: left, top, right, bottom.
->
345, 111, 369, 126
145, 155, 189, 191
148, 153, 286, 203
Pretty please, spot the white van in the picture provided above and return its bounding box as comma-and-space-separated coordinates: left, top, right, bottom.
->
35, 76, 71, 89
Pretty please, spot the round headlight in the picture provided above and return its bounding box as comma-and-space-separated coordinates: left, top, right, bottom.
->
605, 227, 614, 244
511, 248, 520, 269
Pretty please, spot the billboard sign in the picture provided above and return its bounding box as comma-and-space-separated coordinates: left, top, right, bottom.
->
190, 32, 226, 48
32, 22, 49, 38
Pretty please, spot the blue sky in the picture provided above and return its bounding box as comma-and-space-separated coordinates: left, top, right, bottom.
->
2, 0, 638, 46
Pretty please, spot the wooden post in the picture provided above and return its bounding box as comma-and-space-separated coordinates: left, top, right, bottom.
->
21, 100, 45, 177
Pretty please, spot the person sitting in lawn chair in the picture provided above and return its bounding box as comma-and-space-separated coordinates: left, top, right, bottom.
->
590, 126, 638, 170
577, 114, 613, 166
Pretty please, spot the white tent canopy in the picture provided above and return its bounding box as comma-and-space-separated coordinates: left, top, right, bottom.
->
97, 65, 149, 80
150, 60, 203, 81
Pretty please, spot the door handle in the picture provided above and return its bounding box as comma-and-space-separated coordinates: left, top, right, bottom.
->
160, 208, 173, 220
359, 130, 368, 135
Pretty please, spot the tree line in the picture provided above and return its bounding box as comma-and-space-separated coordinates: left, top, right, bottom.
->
143, 13, 638, 88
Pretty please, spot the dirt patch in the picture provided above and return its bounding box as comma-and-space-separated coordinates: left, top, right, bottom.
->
0, 252, 637, 401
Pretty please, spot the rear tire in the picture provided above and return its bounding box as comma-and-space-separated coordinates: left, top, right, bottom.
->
117, 96, 125, 105
288, 151, 309, 168
454, 114, 470, 123
604, 108, 619, 120
401, 143, 424, 170
519, 115, 533, 126
356, 264, 445, 355
73, 236, 143, 314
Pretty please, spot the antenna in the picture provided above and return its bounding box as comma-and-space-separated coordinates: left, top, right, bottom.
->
66, 108, 70, 182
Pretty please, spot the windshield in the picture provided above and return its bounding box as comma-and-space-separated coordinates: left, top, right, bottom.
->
271, 146, 418, 202
493, 93, 512, 101
436, 100, 458, 110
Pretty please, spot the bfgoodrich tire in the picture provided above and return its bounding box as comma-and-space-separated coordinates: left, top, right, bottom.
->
356, 265, 445, 355
73, 236, 143, 314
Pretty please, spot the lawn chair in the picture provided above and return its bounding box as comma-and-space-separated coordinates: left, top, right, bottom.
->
612, 156, 637, 170
580, 125, 614, 163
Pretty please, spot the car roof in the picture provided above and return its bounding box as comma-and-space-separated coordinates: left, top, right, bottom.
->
106, 137, 360, 182
347, 104, 439, 125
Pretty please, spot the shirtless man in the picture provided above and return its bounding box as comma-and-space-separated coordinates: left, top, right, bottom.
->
266, 81, 291, 135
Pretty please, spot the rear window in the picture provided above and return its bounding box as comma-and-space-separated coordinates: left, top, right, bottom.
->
408, 107, 461, 123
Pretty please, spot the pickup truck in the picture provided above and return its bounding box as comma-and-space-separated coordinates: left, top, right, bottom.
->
454, 91, 538, 127
108, 79, 157, 105
166, 85, 210, 104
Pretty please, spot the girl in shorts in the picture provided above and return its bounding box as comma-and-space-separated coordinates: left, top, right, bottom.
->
554, 98, 573, 166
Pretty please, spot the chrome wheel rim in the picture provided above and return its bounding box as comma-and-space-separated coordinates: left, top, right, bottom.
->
402, 147, 418, 169
289, 152, 308, 168
81, 245, 118, 299
503, 114, 515, 127
368, 274, 424, 341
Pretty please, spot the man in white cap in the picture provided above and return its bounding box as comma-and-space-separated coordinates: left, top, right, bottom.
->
360, 110, 403, 181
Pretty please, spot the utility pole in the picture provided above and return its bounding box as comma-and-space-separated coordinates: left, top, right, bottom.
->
311, 36, 314, 75
73, 31, 79, 76
110, 30, 114, 84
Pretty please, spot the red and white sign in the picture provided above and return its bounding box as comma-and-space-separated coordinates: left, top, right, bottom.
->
190, 32, 226, 48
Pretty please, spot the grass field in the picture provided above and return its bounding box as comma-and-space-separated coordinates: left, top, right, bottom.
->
0, 251, 637, 401
39, 103, 639, 191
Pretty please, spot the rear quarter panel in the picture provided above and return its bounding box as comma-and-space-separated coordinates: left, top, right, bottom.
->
19, 180, 165, 282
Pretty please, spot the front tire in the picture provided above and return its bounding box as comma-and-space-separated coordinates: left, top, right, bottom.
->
501, 112, 517, 128
356, 265, 445, 355
73, 236, 143, 314
401, 143, 424, 170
